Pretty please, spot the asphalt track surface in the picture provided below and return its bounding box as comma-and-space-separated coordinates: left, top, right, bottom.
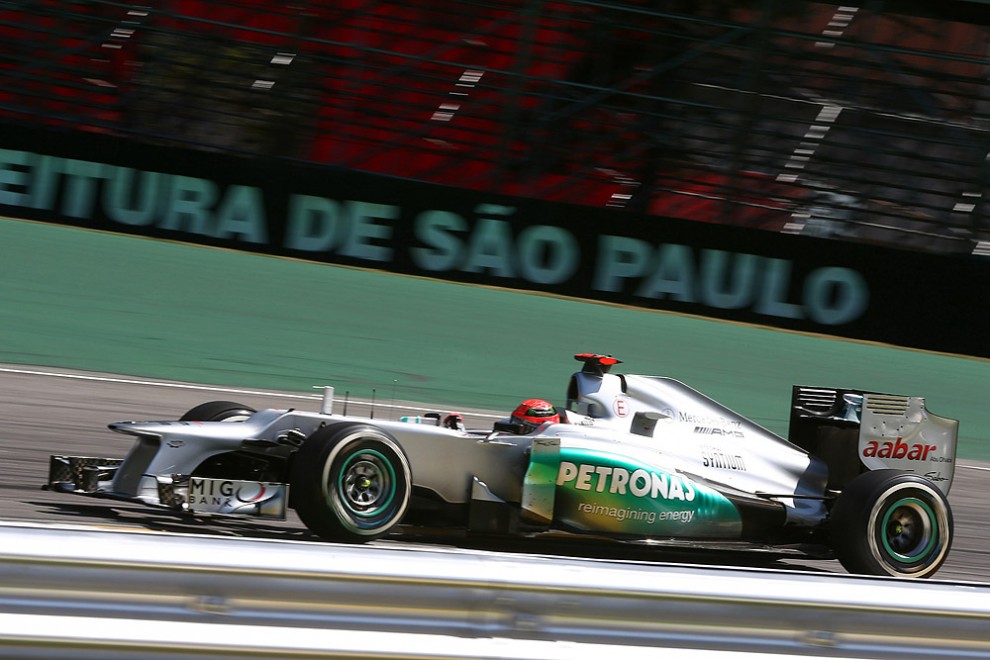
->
0, 217, 988, 582
2, 365, 988, 583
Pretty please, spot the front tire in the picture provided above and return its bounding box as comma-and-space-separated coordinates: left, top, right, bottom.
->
179, 401, 256, 422
830, 470, 952, 578
291, 423, 412, 542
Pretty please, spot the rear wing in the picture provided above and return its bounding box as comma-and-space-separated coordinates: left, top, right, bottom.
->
788, 387, 958, 495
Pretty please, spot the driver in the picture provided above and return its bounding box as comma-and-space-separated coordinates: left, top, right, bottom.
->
507, 398, 560, 433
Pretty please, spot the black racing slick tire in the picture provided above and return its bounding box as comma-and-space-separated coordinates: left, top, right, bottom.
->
291, 423, 412, 543
830, 470, 952, 578
179, 401, 257, 422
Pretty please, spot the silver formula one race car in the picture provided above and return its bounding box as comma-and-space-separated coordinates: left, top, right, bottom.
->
46, 353, 959, 578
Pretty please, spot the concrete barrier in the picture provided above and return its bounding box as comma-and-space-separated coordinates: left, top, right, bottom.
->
0, 521, 987, 658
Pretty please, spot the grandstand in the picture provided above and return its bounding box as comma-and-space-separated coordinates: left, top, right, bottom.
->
2, 0, 989, 253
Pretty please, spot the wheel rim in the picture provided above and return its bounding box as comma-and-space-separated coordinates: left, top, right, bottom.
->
880, 497, 937, 564
336, 449, 396, 518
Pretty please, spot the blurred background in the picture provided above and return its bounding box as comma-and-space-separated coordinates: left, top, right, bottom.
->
2, 0, 989, 255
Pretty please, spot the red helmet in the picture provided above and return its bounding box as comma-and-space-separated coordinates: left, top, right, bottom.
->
511, 398, 560, 432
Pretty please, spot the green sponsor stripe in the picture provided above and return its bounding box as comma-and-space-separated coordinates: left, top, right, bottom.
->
554, 447, 741, 537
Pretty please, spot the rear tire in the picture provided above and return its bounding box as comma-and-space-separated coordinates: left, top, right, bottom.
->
291, 423, 411, 542
179, 401, 256, 422
830, 470, 952, 578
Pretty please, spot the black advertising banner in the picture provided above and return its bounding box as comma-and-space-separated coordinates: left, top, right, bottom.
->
1, 126, 988, 356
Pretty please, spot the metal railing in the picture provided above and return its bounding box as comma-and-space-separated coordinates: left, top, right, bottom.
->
0, 521, 988, 658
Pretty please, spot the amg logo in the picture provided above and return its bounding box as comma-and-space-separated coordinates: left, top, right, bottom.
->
701, 447, 747, 471
694, 426, 744, 438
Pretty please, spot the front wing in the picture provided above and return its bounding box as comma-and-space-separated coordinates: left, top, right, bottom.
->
47, 454, 289, 519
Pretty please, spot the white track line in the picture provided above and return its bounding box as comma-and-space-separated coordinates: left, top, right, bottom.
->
0, 365, 321, 399
0, 365, 503, 419
1, 368, 983, 454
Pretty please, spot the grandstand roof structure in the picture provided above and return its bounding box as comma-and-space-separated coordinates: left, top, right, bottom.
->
2, 0, 990, 253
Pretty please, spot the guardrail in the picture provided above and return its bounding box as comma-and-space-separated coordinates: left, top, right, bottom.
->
0, 521, 988, 659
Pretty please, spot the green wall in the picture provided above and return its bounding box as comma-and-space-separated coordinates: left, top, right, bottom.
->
2, 217, 987, 459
